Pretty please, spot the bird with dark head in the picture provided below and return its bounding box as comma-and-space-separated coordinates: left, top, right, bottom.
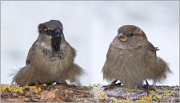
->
102, 25, 171, 90
13, 20, 84, 86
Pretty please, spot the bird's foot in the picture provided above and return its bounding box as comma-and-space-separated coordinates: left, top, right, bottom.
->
103, 80, 120, 90
142, 81, 156, 94
143, 85, 156, 92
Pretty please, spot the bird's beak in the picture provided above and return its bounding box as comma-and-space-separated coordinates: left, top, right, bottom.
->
118, 33, 128, 42
53, 29, 63, 38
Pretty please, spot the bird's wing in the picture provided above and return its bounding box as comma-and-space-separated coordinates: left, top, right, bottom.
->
26, 41, 37, 65
147, 41, 157, 58
146, 41, 171, 82
66, 42, 77, 60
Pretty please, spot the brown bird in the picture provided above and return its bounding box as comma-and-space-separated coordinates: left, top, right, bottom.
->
13, 20, 84, 86
102, 25, 171, 89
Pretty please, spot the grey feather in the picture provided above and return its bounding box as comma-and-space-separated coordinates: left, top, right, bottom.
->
12, 20, 84, 86
102, 25, 171, 89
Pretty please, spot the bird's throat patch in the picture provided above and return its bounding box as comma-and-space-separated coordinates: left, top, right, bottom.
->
51, 37, 61, 52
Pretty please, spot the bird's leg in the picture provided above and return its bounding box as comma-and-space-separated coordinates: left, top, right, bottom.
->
143, 80, 156, 93
103, 80, 120, 90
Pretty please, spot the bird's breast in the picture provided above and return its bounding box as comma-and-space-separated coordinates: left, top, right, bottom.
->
31, 41, 73, 78
36, 42, 68, 61
42, 48, 67, 61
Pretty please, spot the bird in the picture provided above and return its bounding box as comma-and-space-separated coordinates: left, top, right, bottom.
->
102, 25, 171, 90
12, 20, 84, 86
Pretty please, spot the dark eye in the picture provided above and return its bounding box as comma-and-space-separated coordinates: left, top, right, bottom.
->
38, 24, 48, 33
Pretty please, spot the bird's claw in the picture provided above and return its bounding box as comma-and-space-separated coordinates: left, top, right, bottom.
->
103, 80, 120, 90
142, 81, 157, 93
143, 85, 157, 92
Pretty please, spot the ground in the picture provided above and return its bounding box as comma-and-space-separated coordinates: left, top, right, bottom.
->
1, 84, 179, 102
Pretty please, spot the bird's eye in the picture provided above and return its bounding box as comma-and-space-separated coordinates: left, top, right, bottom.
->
38, 24, 48, 33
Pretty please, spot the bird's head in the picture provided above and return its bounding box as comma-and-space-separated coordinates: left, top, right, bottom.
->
38, 20, 64, 38
38, 20, 65, 52
112, 25, 148, 49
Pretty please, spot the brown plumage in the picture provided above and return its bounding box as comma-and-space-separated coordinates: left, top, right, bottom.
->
102, 25, 171, 89
13, 20, 84, 86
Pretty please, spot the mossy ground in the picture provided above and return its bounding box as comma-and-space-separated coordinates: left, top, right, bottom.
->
1, 84, 179, 102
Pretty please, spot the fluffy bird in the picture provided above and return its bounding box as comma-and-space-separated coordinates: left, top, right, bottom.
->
13, 20, 84, 86
102, 25, 171, 89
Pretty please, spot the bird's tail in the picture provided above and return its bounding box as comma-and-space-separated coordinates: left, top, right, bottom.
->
153, 57, 172, 83
12, 65, 51, 86
12, 65, 33, 86
66, 63, 84, 86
